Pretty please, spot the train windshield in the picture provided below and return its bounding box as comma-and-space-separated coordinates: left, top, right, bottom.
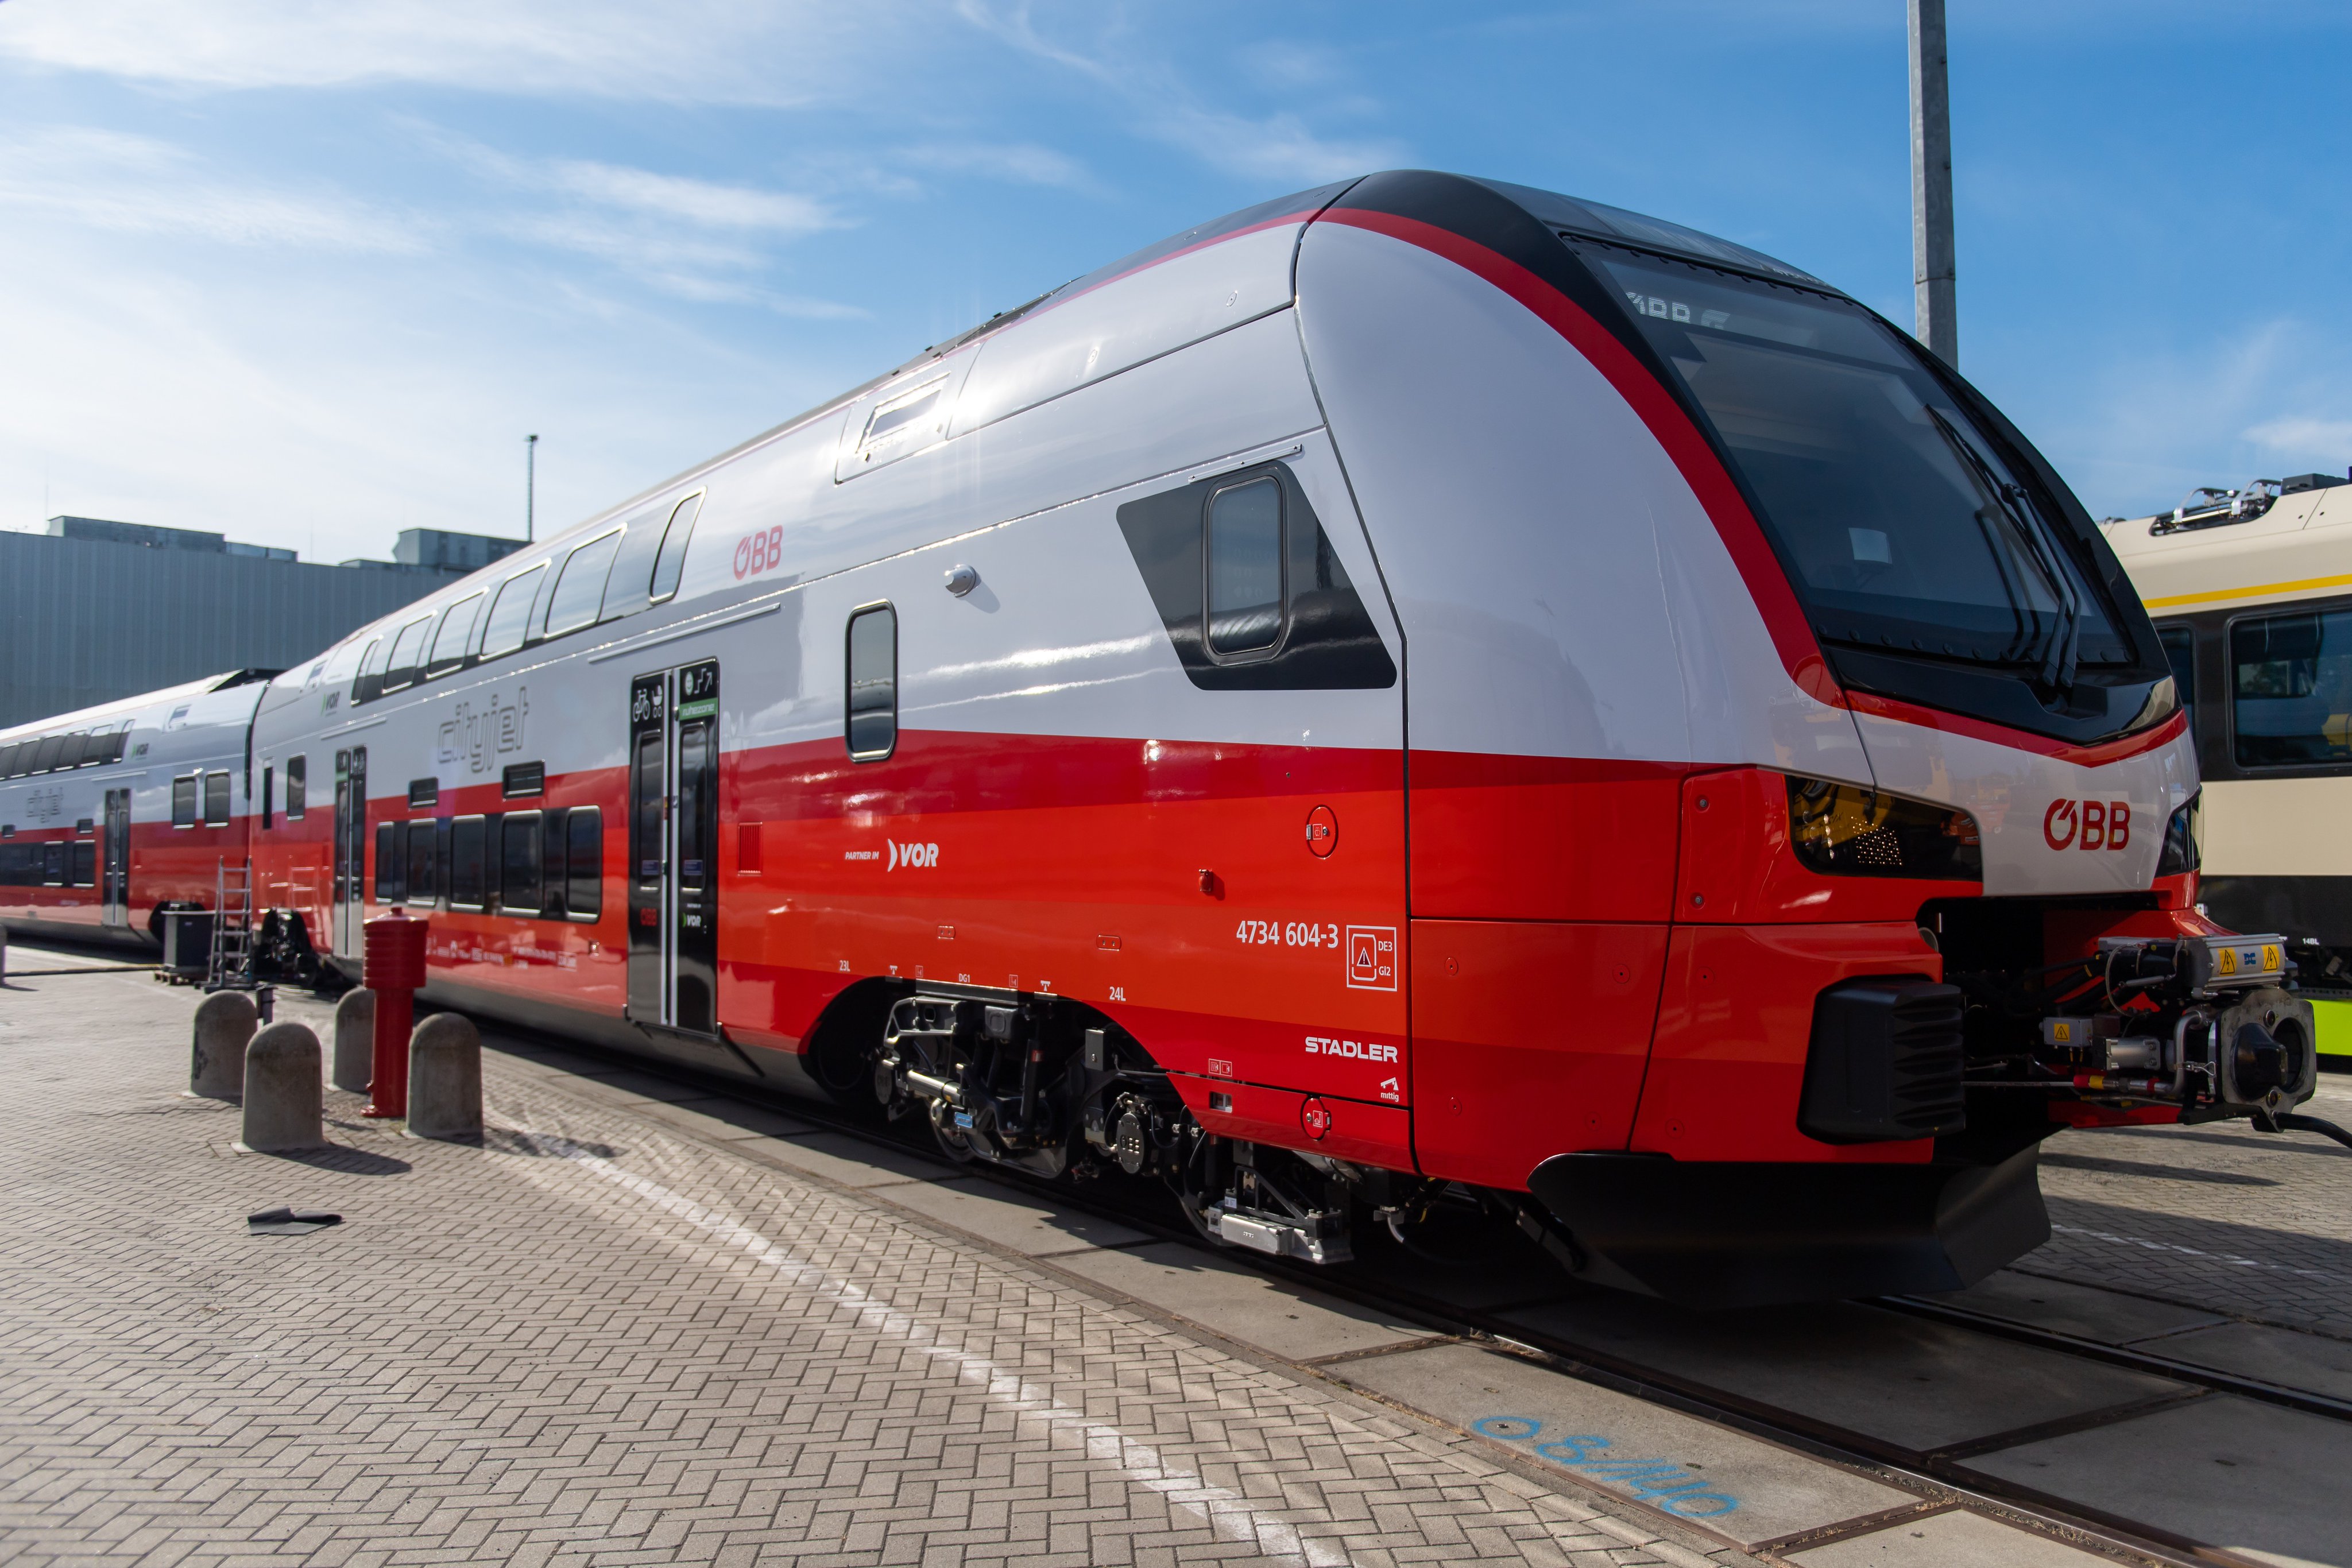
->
1588, 249, 2126, 675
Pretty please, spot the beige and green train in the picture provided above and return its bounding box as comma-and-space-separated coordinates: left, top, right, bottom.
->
2105, 473, 2352, 1061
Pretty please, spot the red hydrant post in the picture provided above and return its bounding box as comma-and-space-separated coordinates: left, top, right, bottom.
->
361, 909, 430, 1118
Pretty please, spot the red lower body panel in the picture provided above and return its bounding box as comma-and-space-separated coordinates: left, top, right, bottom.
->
1631, 922, 1941, 1164
1409, 919, 1666, 1188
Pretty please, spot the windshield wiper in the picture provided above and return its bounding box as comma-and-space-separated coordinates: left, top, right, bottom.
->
1928, 408, 2080, 692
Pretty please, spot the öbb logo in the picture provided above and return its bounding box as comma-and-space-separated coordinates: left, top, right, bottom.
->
2043, 799, 2131, 851
885, 841, 938, 871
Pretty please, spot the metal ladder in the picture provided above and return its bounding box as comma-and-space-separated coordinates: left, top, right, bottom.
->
208, 857, 256, 990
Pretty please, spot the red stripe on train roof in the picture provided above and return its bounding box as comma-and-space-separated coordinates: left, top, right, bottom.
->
1312, 204, 1839, 707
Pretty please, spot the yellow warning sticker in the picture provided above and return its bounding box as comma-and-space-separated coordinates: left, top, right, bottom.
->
2218, 947, 2239, 975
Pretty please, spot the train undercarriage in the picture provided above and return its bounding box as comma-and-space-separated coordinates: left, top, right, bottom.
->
847, 897, 2343, 1310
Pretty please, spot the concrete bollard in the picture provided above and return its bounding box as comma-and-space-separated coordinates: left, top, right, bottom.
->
189, 990, 260, 1098
331, 989, 376, 1094
240, 1022, 324, 1153
407, 1013, 482, 1140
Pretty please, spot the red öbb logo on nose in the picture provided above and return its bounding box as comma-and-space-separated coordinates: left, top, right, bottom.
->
2043, 799, 2132, 851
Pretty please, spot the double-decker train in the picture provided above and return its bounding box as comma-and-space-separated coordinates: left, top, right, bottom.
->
2, 171, 2319, 1307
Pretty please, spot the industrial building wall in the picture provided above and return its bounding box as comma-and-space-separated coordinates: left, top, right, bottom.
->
0, 533, 459, 728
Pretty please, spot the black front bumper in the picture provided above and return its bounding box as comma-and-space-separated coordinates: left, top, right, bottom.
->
1523, 1144, 2048, 1309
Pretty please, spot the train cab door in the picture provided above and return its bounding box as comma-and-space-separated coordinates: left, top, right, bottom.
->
627, 661, 721, 1036
331, 745, 368, 958
100, 788, 131, 927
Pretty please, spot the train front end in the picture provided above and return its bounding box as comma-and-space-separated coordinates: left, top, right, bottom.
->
1297, 173, 2319, 1306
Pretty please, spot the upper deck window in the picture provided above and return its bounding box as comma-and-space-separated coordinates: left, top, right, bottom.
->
546, 530, 622, 637
383, 616, 432, 692
479, 564, 546, 659
1588, 247, 2128, 680
650, 494, 702, 603
428, 592, 483, 675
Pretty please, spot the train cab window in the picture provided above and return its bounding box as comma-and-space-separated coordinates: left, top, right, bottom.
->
427, 592, 483, 676
2231, 608, 2352, 768
2158, 625, 2196, 741
406, 820, 439, 905
546, 529, 622, 638
172, 775, 198, 828
374, 823, 403, 902
1585, 246, 2130, 674
71, 842, 96, 888
285, 754, 307, 820
203, 772, 231, 827
382, 616, 432, 693
650, 493, 703, 603
353, 637, 388, 703
846, 605, 897, 760
1206, 478, 1284, 655
449, 816, 489, 909
501, 811, 543, 914
478, 564, 546, 659
566, 807, 603, 919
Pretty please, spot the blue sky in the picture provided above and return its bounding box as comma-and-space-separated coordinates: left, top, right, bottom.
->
2, 1, 2347, 563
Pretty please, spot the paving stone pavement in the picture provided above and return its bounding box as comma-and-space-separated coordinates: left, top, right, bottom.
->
0, 965, 1733, 1568
2021, 1074, 2352, 1340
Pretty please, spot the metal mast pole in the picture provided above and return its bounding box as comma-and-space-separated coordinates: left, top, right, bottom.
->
1908, 0, 1957, 366
525, 433, 538, 544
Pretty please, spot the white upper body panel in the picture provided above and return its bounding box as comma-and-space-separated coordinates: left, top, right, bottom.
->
1293, 216, 1872, 785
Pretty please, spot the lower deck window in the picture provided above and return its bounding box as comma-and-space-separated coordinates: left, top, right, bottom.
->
374, 823, 405, 903
500, 812, 543, 914
449, 816, 488, 909
566, 807, 602, 919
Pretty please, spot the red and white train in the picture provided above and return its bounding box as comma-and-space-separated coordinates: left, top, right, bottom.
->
3, 172, 2318, 1306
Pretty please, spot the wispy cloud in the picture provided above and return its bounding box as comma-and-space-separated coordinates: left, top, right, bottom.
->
544, 162, 837, 235
0, 127, 427, 253
2245, 416, 2352, 458
0, 0, 907, 107
951, 1, 1402, 184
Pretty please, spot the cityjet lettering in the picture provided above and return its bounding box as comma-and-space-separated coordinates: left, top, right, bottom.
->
2043, 799, 2130, 852
1305, 1035, 1399, 1064
885, 841, 939, 871
436, 686, 529, 775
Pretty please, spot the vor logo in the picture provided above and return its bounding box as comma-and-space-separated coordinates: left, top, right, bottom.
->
885, 841, 939, 871
2044, 799, 2131, 851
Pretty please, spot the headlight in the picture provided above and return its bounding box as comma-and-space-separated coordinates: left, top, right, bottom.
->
2157, 792, 2200, 877
1786, 776, 1982, 881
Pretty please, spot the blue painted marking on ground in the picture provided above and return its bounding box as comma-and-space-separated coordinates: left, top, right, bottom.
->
1475, 1415, 1739, 1517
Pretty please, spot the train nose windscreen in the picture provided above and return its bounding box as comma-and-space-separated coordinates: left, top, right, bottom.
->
1582, 245, 2165, 742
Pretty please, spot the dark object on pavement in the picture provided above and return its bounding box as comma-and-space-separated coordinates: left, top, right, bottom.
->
246, 1206, 343, 1236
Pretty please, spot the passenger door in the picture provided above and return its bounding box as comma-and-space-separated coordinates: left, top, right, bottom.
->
100, 788, 130, 927
626, 661, 721, 1035
332, 745, 368, 958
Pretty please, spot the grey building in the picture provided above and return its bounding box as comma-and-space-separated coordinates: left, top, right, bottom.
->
0, 518, 525, 728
